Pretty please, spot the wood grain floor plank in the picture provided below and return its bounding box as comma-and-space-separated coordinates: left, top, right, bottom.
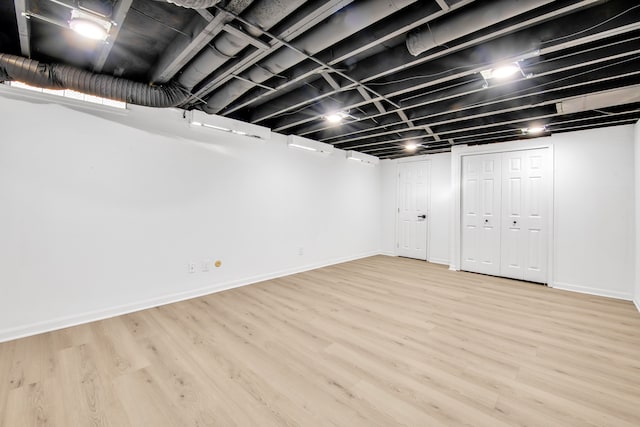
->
1, 255, 639, 426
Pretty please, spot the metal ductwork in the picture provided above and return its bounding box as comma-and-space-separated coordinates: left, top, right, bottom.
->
200, 0, 417, 114
0, 53, 188, 107
556, 84, 640, 114
154, 0, 222, 9
176, 0, 306, 89
406, 0, 554, 56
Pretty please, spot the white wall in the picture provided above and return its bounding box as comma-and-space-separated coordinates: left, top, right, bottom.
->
380, 159, 397, 255
553, 125, 635, 300
380, 125, 636, 301
635, 119, 640, 311
0, 89, 381, 342
379, 153, 451, 264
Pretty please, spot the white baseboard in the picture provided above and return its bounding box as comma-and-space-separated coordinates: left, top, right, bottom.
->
634, 298, 640, 313
428, 257, 450, 266
552, 281, 633, 301
379, 251, 396, 257
0, 251, 379, 343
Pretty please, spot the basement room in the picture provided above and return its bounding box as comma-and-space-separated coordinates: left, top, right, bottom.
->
1, 0, 639, 425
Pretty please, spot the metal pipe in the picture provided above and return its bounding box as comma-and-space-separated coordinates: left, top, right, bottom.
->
177, 0, 307, 90
406, 0, 554, 56
202, 0, 417, 114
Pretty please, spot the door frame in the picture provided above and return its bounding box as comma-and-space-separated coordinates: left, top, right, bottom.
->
450, 140, 555, 287
395, 157, 431, 261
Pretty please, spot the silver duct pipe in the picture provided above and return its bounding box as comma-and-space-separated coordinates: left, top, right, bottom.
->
177, 0, 307, 89
0, 53, 188, 107
201, 0, 417, 114
406, 0, 554, 56
154, 0, 222, 9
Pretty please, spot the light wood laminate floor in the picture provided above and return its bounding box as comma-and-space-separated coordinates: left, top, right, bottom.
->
1, 255, 640, 426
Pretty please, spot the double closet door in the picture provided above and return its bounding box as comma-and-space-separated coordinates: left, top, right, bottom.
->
461, 148, 548, 283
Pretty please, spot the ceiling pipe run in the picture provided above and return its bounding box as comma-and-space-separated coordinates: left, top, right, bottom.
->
200, 0, 417, 114
406, 0, 554, 56
153, 0, 222, 9
0, 53, 188, 107
177, 0, 306, 89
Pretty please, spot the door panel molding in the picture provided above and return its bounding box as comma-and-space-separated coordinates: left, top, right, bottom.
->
451, 140, 554, 286
396, 160, 431, 261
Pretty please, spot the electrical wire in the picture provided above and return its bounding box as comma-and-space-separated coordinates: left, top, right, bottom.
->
541, 4, 640, 45
367, 64, 481, 86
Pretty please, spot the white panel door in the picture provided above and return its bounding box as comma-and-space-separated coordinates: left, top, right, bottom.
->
501, 149, 548, 282
397, 161, 429, 260
522, 149, 548, 283
461, 154, 501, 275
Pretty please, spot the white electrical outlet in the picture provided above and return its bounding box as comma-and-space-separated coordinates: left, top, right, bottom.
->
298, 247, 304, 256
202, 260, 212, 272
188, 263, 197, 274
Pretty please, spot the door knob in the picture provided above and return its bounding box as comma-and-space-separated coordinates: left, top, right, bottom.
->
513, 220, 517, 225
484, 219, 488, 223
418, 214, 426, 219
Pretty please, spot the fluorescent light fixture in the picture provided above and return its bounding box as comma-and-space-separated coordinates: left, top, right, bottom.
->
69, 10, 111, 41
480, 63, 521, 81
521, 126, 546, 135
287, 135, 334, 154
346, 150, 379, 165
189, 110, 271, 140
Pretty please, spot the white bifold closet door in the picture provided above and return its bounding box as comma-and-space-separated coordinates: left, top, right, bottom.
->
461, 148, 548, 283
461, 154, 502, 276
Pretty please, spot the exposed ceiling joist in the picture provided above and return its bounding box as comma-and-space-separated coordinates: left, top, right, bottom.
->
271, 18, 640, 135
150, 9, 232, 84
185, 0, 354, 105
356, 86, 386, 114
434, 0, 450, 11
93, 0, 133, 72
313, 45, 640, 144
2, 0, 639, 159
221, 0, 474, 118
252, 0, 602, 129
13, 0, 30, 57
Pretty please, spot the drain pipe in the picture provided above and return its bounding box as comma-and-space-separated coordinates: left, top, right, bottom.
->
0, 53, 188, 107
200, 0, 417, 114
176, 0, 308, 89
406, 0, 554, 56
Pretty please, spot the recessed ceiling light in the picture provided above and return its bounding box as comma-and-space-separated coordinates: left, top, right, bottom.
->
69, 10, 110, 41
405, 142, 420, 151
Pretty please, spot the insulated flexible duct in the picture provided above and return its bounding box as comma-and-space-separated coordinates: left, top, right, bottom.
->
0, 53, 188, 107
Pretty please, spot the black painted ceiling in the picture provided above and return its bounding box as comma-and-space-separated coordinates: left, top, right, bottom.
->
2, 0, 639, 158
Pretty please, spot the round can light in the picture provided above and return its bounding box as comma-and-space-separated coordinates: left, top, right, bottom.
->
69, 18, 107, 40
405, 142, 420, 151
